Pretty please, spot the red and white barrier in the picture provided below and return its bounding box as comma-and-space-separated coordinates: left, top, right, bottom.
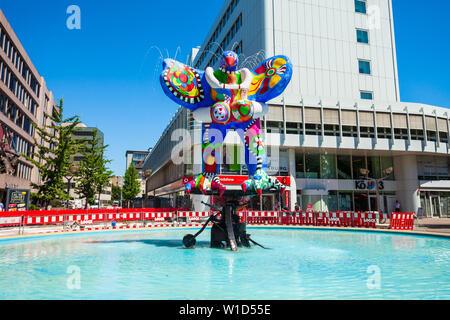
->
239, 211, 279, 225
391, 213, 415, 230
0, 208, 416, 231
177, 212, 210, 218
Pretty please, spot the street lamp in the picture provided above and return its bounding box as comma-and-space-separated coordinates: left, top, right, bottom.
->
66, 165, 79, 208
360, 167, 393, 213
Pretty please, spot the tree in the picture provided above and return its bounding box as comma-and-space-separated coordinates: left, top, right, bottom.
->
95, 158, 113, 208
75, 129, 112, 208
111, 185, 122, 202
122, 163, 141, 208
23, 100, 83, 208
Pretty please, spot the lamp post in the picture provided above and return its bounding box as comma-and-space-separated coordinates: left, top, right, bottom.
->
66, 165, 79, 208
360, 167, 393, 213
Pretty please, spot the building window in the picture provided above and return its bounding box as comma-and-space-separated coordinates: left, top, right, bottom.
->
358, 60, 371, 75
337, 155, 352, 180
360, 91, 373, 100
295, 152, 305, 178
355, 0, 367, 14
356, 29, 369, 44
352, 156, 366, 179
305, 154, 321, 179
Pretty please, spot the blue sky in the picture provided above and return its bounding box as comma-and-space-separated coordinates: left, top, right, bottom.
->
0, 0, 449, 176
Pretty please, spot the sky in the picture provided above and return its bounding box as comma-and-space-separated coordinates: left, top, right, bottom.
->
0, 0, 449, 176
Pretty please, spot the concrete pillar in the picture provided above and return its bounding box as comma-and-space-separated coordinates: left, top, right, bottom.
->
288, 148, 297, 211
393, 155, 420, 213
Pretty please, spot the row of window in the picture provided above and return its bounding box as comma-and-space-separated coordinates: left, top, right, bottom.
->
295, 152, 394, 181
0, 89, 34, 136
194, 0, 240, 68
207, 15, 243, 67
417, 156, 450, 181
0, 26, 40, 97
354, 0, 374, 100
16, 161, 32, 181
0, 58, 38, 116
263, 121, 449, 144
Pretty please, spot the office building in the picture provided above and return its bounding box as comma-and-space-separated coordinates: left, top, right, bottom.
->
143, 0, 450, 217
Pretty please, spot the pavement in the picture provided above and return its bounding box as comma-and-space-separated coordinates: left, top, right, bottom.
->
415, 218, 450, 234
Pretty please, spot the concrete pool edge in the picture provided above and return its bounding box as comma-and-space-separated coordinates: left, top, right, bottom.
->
0, 224, 449, 242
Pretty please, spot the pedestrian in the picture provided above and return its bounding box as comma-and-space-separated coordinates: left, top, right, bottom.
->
0, 202, 4, 211
395, 200, 401, 213
294, 202, 300, 212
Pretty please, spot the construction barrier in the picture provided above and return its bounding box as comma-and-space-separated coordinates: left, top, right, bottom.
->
0, 212, 23, 227
0, 209, 415, 231
390, 213, 415, 230
240, 211, 279, 225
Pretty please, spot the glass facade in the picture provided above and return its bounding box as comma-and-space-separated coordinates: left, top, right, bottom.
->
305, 154, 320, 179
296, 153, 397, 212
296, 153, 395, 181
321, 154, 337, 179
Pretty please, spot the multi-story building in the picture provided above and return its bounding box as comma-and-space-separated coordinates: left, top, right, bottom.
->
125, 149, 151, 198
110, 176, 123, 188
143, 0, 450, 218
0, 8, 58, 209
64, 123, 111, 208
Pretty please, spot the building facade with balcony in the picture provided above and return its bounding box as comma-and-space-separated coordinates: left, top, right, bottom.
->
143, 0, 450, 217
0, 8, 58, 209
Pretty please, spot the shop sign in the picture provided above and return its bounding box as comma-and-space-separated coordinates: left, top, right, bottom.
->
6, 189, 29, 211
355, 180, 385, 191
182, 176, 290, 186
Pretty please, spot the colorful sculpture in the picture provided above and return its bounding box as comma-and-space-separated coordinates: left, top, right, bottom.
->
160, 51, 293, 197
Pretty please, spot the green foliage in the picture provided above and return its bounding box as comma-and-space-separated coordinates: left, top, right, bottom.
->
75, 129, 113, 209
111, 185, 122, 202
49, 199, 63, 208
122, 163, 141, 206
23, 100, 83, 207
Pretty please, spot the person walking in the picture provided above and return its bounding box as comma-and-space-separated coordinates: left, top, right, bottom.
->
294, 202, 300, 212
0, 202, 4, 211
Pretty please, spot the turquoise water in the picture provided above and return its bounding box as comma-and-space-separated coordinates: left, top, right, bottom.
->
0, 228, 449, 300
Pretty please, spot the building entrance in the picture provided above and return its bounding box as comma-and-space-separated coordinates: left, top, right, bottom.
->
431, 196, 440, 217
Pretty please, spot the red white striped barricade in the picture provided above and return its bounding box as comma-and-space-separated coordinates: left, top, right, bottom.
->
280, 212, 309, 226
280, 212, 300, 225
340, 212, 353, 227
177, 212, 210, 223
391, 213, 415, 230
315, 212, 329, 226
143, 212, 174, 222
351, 212, 381, 228
361, 212, 378, 228
24, 211, 52, 225
245, 211, 278, 225
327, 212, 343, 227
352, 212, 365, 228
301, 211, 315, 226
0, 213, 23, 227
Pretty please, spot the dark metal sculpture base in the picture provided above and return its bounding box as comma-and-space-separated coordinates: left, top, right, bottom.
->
182, 189, 281, 251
